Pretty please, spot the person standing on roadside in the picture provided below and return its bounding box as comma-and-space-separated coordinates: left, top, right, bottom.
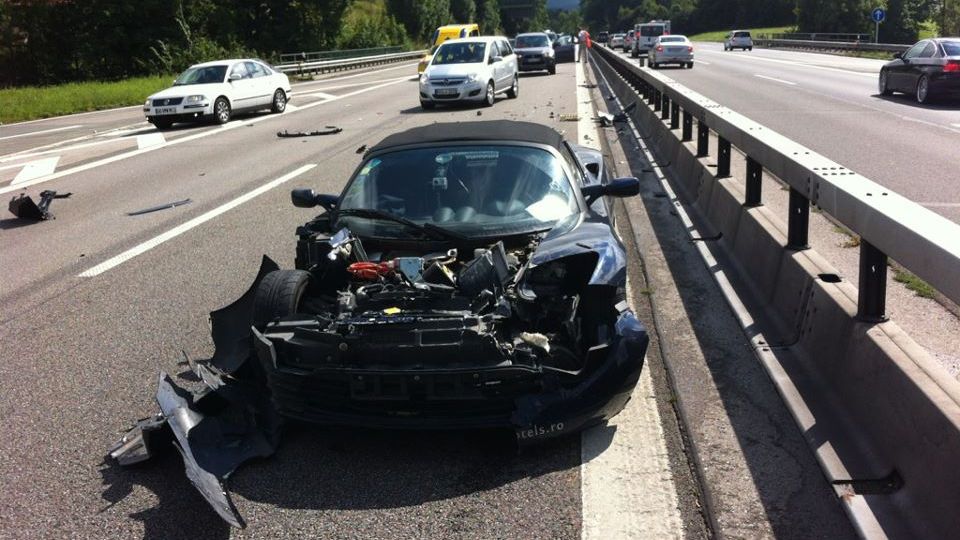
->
577, 28, 592, 62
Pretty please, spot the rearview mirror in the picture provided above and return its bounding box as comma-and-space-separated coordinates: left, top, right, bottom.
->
581, 177, 640, 205
291, 188, 338, 210
490, 55, 502, 64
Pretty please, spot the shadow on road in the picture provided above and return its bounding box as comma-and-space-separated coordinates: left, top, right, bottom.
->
872, 93, 960, 110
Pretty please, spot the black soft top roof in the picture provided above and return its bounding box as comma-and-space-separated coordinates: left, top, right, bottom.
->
367, 121, 565, 155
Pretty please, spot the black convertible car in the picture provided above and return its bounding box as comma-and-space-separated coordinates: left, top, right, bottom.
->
109, 121, 648, 528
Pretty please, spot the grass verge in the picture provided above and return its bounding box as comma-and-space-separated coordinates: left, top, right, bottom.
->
688, 25, 796, 42
1, 75, 173, 124
893, 268, 937, 299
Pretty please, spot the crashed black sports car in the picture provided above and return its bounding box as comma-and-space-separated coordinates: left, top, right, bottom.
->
109, 120, 648, 528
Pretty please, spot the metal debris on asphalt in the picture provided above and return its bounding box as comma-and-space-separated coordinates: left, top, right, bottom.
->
8, 190, 72, 220
127, 198, 192, 216
356, 145, 367, 154
277, 127, 342, 137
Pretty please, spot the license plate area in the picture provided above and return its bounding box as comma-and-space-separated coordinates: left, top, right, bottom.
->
434, 88, 458, 96
154, 107, 177, 115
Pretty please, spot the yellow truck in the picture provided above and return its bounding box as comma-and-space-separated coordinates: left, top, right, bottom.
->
418, 24, 481, 73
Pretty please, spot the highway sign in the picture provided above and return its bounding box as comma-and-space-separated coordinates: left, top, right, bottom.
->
872, 8, 886, 23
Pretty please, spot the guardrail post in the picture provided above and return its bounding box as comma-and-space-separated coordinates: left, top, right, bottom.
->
697, 121, 709, 157
787, 188, 810, 250
653, 90, 662, 111
670, 102, 680, 129
661, 94, 670, 120
646, 85, 656, 105
857, 241, 888, 322
745, 157, 762, 206
682, 111, 693, 141
717, 137, 731, 178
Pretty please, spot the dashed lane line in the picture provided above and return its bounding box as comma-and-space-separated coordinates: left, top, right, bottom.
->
700, 49, 876, 77
754, 74, 798, 86
78, 164, 316, 277
136, 132, 166, 149
0, 125, 82, 141
12, 156, 60, 185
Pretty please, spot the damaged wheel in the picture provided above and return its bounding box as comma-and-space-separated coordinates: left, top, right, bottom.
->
253, 270, 311, 326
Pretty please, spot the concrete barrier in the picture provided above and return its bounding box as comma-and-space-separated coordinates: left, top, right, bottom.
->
593, 45, 960, 538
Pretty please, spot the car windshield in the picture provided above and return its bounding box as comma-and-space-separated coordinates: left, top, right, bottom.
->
432, 42, 487, 64
517, 35, 550, 48
943, 41, 960, 55
661, 36, 685, 43
338, 145, 579, 239
173, 65, 227, 85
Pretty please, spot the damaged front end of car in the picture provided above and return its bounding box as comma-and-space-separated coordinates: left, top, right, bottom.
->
109, 208, 648, 528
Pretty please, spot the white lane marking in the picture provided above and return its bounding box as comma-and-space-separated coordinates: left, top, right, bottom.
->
2, 106, 142, 128
136, 132, 166, 149
918, 202, 960, 208
952, 123, 960, 128
578, 57, 683, 539
695, 59, 711, 65
701, 49, 875, 77
0, 124, 82, 141
306, 92, 338, 100
0, 136, 134, 163
754, 74, 797, 86
12, 156, 60, 185
0, 76, 412, 197
78, 164, 316, 277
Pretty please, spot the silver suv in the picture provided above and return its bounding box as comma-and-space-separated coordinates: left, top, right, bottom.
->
724, 30, 753, 51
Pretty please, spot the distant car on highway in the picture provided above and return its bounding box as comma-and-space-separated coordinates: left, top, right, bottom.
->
597, 31, 609, 44
143, 59, 291, 129
419, 37, 518, 109
724, 30, 753, 51
553, 34, 576, 63
634, 20, 671, 56
624, 30, 637, 53
879, 38, 960, 104
610, 33, 626, 49
648, 35, 694, 69
515, 32, 557, 74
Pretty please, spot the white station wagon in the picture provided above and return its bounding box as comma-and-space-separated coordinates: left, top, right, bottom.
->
143, 59, 292, 129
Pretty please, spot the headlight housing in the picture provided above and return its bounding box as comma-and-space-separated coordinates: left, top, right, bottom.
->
185, 95, 205, 104
466, 73, 481, 82
144, 99, 151, 108
545, 49, 555, 57
419, 74, 429, 84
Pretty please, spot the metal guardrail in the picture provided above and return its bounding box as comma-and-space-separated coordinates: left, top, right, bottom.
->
761, 32, 872, 42
593, 44, 960, 316
279, 46, 405, 64
275, 50, 427, 76
754, 37, 910, 54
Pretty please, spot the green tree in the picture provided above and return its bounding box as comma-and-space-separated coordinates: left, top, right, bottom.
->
451, 0, 477, 23
339, 0, 409, 48
797, 0, 873, 34
477, 0, 502, 32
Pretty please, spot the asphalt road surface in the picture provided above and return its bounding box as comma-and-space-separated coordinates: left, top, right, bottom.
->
0, 55, 857, 539
614, 42, 960, 224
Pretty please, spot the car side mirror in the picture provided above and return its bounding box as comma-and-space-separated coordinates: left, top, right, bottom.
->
229, 73, 242, 81
491, 55, 503, 64
291, 188, 338, 210
893, 52, 903, 59
581, 177, 640, 205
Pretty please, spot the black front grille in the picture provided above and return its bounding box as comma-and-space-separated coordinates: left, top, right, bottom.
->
428, 78, 465, 86
153, 97, 183, 106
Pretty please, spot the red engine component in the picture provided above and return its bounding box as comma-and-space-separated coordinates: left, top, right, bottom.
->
347, 261, 394, 280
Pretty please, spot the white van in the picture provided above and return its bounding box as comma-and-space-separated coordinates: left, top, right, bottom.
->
633, 21, 671, 56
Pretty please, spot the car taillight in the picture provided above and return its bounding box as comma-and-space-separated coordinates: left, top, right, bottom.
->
688, 46, 694, 52
945, 61, 960, 73
656, 45, 663, 52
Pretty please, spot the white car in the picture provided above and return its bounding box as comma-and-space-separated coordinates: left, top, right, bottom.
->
419, 36, 519, 109
724, 30, 753, 51
143, 59, 292, 129
609, 33, 626, 49
648, 35, 694, 69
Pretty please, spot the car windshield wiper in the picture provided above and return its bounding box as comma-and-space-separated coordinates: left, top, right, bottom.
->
335, 208, 469, 242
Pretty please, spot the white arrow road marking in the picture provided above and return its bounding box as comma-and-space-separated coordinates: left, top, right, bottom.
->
11, 156, 60, 185
136, 132, 166, 149
78, 164, 316, 277
0, 124, 82, 141
695, 59, 711, 65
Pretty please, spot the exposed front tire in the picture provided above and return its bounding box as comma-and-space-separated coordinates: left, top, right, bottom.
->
152, 119, 173, 130
483, 81, 495, 107
879, 70, 893, 96
213, 97, 231, 124
916, 75, 932, 104
506, 75, 518, 98
253, 269, 311, 326
271, 89, 287, 113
